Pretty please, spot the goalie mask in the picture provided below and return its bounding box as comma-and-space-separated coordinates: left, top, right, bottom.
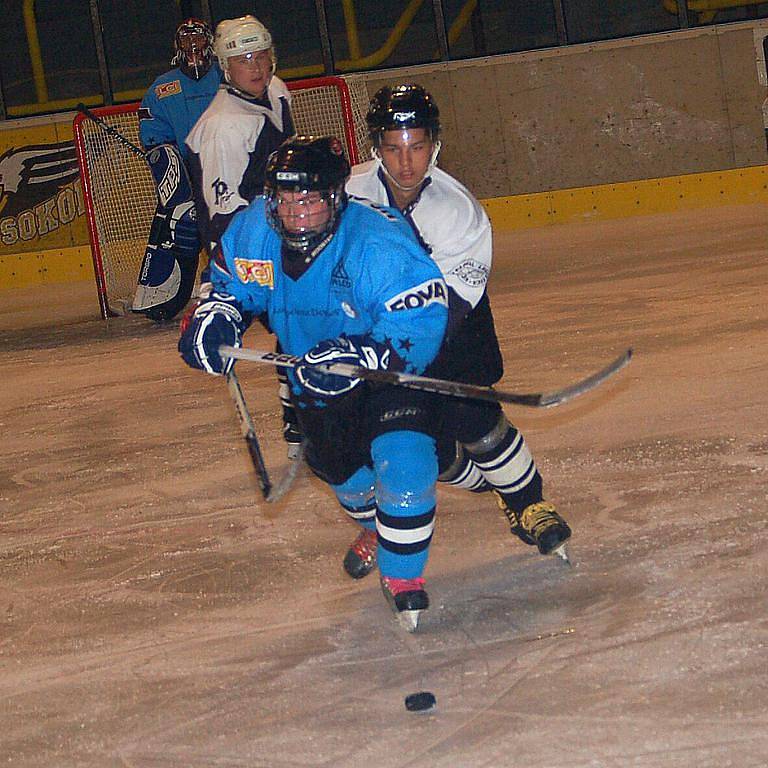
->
366, 84, 442, 190
265, 136, 350, 255
172, 18, 214, 81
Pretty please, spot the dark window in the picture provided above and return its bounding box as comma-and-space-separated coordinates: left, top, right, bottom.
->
563, 0, 677, 44
210, 1, 325, 77
1, 0, 101, 116
686, 1, 768, 26
444, 0, 559, 58
100, 0, 181, 99
325, 0, 440, 72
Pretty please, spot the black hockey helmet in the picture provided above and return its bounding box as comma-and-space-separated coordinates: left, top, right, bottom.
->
366, 84, 441, 146
172, 18, 214, 80
265, 136, 350, 254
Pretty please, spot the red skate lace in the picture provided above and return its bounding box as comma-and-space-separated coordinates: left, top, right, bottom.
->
351, 528, 377, 562
380, 576, 426, 596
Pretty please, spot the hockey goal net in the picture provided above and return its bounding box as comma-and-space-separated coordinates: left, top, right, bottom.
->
73, 75, 372, 318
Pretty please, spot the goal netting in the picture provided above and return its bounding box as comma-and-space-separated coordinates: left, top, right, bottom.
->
73, 75, 373, 318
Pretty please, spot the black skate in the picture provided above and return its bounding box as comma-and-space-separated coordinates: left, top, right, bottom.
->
380, 576, 429, 633
343, 527, 377, 579
496, 496, 572, 563
282, 420, 304, 460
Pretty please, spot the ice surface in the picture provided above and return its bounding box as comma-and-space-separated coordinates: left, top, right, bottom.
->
1, 204, 766, 766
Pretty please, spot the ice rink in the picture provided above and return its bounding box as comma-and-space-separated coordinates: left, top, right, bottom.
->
2, 203, 766, 767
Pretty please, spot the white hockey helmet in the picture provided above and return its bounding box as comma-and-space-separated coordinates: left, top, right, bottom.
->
214, 16, 275, 74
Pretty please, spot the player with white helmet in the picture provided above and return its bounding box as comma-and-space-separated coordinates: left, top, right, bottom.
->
342, 84, 572, 576
215, 15, 276, 84
133, 18, 222, 322
185, 15, 295, 259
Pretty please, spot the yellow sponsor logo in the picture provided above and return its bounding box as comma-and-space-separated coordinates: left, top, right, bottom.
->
1, 180, 85, 246
155, 80, 181, 99
234, 258, 274, 287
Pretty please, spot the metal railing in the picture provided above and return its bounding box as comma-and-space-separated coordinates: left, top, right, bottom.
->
663, 0, 765, 24
5, 0, 750, 119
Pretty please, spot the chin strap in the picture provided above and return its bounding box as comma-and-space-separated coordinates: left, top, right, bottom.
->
372, 141, 442, 192
223, 78, 271, 101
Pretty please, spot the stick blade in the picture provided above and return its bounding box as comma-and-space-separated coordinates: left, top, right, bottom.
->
536, 348, 633, 408
263, 443, 305, 503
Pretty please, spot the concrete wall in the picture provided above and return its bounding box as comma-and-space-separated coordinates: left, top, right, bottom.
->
3, 19, 768, 294
361, 20, 768, 198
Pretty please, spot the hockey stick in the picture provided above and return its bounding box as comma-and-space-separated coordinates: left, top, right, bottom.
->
225, 370, 304, 503
76, 103, 147, 159
219, 346, 633, 408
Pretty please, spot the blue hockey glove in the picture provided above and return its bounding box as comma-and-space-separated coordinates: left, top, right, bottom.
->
296, 335, 390, 397
178, 293, 244, 375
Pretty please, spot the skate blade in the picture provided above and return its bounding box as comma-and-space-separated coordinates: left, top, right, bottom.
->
397, 609, 423, 633
552, 542, 571, 565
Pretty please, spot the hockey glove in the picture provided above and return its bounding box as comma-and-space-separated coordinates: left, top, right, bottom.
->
178, 293, 244, 375
296, 335, 390, 397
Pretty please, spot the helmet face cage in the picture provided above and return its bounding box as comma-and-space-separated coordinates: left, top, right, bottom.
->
366, 84, 441, 147
172, 19, 214, 80
266, 186, 346, 253
264, 137, 350, 254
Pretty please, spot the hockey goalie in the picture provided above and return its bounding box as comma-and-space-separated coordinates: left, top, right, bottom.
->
132, 18, 220, 321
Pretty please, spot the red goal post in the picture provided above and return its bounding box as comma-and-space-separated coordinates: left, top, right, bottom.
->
73, 75, 372, 319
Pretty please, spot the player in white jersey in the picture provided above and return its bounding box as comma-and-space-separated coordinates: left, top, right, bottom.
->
341, 84, 571, 577
179, 136, 448, 631
185, 15, 295, 255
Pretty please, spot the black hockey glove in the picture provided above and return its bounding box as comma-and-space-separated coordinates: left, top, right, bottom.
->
178, 293, 244, 375
296, 334, 390, 397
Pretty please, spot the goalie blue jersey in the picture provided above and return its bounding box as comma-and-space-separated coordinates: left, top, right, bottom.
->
138, 65, 222, 158
212, 197, 448, 376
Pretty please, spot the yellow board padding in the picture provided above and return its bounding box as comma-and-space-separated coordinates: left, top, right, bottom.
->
3, 164, 768, 290
0, 245, 94, 288
482, 165, 768, 231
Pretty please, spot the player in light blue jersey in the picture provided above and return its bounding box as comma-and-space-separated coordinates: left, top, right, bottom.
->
179, 136, 448, 632
138, 19, 222, 160
132, 19, 222, 322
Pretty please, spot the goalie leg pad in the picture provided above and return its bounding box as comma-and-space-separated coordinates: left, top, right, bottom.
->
147, 143, 195, 210
133, 144, 200, 319
145, 144, 199, 262
133, 245, 198, 320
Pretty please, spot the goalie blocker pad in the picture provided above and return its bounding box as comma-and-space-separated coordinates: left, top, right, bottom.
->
132, 143, 200, 320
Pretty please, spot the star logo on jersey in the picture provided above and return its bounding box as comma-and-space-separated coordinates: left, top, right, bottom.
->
398, 337, 413, 352
234, 258, 274, 287
155, 80, 181, 99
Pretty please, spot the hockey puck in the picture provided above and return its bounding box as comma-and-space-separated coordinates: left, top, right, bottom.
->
405, 691, 436, 712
